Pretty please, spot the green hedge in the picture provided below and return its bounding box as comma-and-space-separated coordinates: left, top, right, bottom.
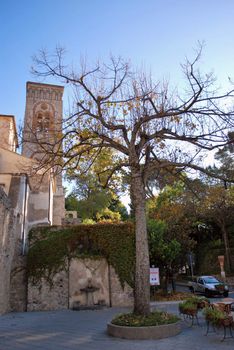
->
28, 223, 135, 288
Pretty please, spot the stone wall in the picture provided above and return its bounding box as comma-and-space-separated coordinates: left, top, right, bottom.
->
27, 271, 69, 311
52, 190, 65, 225
9, 253, 27, 312
27, 258, 133, 311
7, 177, 28, 312
0, 188, 16, 314
109, 266, 134, 307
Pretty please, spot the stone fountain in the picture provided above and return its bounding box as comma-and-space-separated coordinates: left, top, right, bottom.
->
72, 279, 104, 310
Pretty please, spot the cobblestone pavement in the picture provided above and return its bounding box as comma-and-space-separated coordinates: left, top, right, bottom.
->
0, 303, 233, 350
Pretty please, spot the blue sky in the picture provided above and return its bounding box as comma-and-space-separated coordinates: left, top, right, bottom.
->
1, 0, 234, 128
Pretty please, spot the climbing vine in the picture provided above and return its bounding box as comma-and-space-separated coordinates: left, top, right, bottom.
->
27, 223, 135, 288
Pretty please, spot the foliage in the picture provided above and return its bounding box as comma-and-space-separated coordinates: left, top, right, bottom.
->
195, 244, 228, 275
96, 207, 121, 222
185, 296, 209, 309
111, 311, 179, 327
198, 185, 234, 271
65, 187, 111, 221
213, 145, 234, 188
178, 296, 209, 317
32, 47, 234, 315
185, 296, 209, 304
66, 145, 125, 194
178, 300, 197, 315
203, 307, 227, 326
65, 194, 79, 211
151, 291, 191, 301
82, 218, 96, 225
147, 218, 183, 294
147, 219, 181, 268
108, 197, 129, 221
28, 223, 135, 288
65, 173, 129, 222
201, 186, 234, 215
147, 179, 233, 276
149, 181, 197, 253
151, 175, 234, 275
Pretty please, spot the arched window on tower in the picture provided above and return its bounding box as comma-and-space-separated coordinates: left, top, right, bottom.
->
43, 112, 50, 131
33, 102, 54, 134
36, 113, 43, 132
36, 113, 51, 132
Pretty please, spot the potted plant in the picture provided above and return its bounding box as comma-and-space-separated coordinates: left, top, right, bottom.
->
179, 301, 197, 316
203, 307, 228, 327
186, 296, 209, 310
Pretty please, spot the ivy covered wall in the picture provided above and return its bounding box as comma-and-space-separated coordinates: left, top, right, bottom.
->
28, 223, 135, 288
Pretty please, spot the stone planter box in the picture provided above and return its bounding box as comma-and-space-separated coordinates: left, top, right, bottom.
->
107, 321, 181, 340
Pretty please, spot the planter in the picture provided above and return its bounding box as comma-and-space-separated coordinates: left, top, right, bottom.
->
107, 321, 181, 340
183, 309, 197, 317
220, 316, 233, 327
179, 306, 197, 316
178, 300, 198, 317
197, 301, 209, 310
204, 306, 233, 328
205, 316, 233, 327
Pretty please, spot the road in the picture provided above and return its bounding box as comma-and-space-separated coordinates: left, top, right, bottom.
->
176, 282, 234, 300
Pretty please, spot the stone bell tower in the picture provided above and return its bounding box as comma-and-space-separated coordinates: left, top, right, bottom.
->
22, 82, 65, 225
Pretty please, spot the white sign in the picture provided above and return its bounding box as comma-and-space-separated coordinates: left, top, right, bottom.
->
150, 267, 160, 285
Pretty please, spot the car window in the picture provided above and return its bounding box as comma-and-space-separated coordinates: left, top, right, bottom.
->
198, 278, 203, 284
203, 277, 220, 284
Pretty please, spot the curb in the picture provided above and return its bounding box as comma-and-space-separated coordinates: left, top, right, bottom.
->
107, 321, 181, 340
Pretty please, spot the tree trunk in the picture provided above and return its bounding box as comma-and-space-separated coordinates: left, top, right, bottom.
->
220, 221, 232, 272
131, 169, 150, 315
171, 274, 176, 292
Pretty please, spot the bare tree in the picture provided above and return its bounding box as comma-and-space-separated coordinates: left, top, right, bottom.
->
31, 46, 234, 315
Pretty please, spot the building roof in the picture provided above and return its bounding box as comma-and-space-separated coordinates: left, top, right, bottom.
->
27, 81, 64, 91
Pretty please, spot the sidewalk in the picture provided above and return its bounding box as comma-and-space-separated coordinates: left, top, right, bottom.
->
0, 302, 234, 350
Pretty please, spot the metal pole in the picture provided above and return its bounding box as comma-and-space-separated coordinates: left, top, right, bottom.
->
189, 253, 194, 279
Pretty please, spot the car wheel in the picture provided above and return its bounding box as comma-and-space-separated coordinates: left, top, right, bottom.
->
223, 291, 229, 298
205, 289, 211, 298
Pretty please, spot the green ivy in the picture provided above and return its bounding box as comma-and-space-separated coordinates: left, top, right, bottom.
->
27, 223, 135, 288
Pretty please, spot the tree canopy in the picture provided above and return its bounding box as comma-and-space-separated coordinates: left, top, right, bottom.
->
30, 46, 234, 315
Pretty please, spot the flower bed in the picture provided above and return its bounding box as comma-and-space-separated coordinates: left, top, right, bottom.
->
111, 311, 179, 327
107, 311, 181, 339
